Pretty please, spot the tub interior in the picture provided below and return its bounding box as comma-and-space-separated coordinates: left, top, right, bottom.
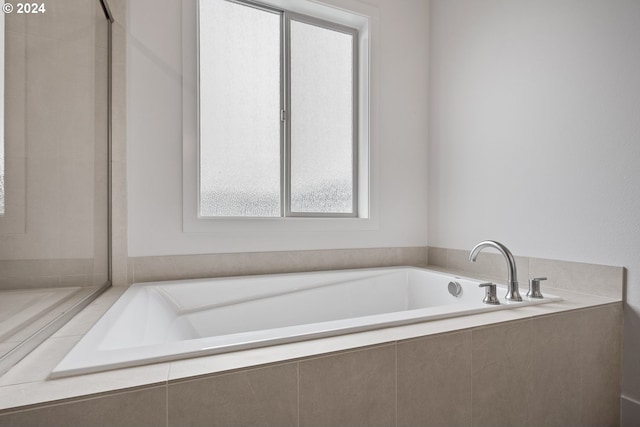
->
52, 267, 562, 377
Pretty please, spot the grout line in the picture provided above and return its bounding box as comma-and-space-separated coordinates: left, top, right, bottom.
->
165, 382, 169, 427
394, 342, 398, 427
296, 362, 300, 427
470, 329, 474, 425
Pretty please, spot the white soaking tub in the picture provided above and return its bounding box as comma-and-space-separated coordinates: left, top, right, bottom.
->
52, 267, 561, 377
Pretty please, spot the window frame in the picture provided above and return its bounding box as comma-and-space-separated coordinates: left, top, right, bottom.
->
284, 11, 359, 218
197, 0, 360, 219
183, 0, 377, 233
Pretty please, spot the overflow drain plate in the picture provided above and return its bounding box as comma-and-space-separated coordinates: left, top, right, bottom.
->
448, 281, 462, 297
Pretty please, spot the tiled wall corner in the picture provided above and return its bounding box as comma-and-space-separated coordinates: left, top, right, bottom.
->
468, 305, 621, 427
529, 257, 624, 300
579, 304, 623, 426
426, 246, 623, 300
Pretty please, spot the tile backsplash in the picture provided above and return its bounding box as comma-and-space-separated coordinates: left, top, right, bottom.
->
427, 246, 624, 300
127, 245, 623, 301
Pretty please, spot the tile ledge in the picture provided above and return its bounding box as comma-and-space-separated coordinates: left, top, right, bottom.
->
425, 264, 623, 302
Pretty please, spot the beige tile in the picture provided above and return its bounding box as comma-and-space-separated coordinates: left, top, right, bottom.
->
58, 275, 90, 288
401, 246, 428, 266
397, 331, 472, 427
168, 363, 297, 427
0, 386, 167, 427
242, 251, 299, 275
4, 31, 27, 159
621, 396, 640, 427
133, 248, 429, 283
4, 4, 27, 35
110, 18, 127, 163
0, 336, 80, 386
0, 343, 18, 357
0, 362, 170, 411
176, 253, 245, 278
131, 256, 173, 283
94, 1, 110, 50
110, 160, 129, 287
91, 273, 109, 287
529, 257, 623, 300
300, 345, 396, 427
0, 259, 92, 279
108, 0, 127, 24
342, 247, 389, 268
427, 246, 447, 267
529, 311, 582, 427
127, 258, 135, 285
471, 320, 532, 427
0, 275, 61, 291
25, 0, 94, 42
579, 304, 622, 427
52, 287, 126, 338
26, 34, 92, 161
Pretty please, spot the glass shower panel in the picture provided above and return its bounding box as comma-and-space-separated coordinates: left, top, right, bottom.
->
0, 0, 110, 367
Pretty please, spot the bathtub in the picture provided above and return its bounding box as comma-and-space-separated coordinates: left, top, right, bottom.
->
52, 266, 561, 377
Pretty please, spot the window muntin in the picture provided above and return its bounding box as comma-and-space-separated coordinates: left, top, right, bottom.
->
197, 0, 358, 218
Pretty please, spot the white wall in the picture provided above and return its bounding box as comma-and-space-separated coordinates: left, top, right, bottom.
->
126, 0, 429, 257
428, 0, 640, 422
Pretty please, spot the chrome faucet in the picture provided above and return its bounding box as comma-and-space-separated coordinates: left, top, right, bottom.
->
469, 240, 522, 301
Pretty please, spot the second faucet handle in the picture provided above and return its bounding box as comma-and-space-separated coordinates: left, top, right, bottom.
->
479, 283, 500, 305
527, 277, 547, 299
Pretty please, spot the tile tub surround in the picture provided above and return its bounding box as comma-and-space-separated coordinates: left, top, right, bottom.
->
128, 246, 429, 284
0, 281, 622, 426
127, 246, 623, 303
427, 246, 624, 300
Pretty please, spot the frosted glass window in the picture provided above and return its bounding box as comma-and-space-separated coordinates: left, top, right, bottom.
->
197, 0, 359, 218
198, 0, 281, 217
290, 20, 354, 214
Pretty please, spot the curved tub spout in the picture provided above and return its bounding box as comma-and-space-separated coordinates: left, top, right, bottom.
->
469, 240, 522, 301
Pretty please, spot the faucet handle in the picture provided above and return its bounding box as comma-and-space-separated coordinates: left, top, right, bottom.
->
527, 277, 547, 299
479, 283, 500, 305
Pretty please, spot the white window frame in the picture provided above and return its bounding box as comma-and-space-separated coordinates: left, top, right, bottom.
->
182, 0, 378, 233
